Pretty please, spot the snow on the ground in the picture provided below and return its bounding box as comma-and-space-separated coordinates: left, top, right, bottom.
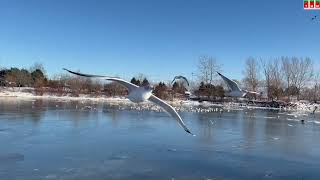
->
0, 88, 319, 114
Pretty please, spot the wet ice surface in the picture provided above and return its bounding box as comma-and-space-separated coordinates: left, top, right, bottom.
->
0, 99, 320, 180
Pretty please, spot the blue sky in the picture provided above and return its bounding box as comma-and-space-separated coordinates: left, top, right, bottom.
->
0, 0, 319, 81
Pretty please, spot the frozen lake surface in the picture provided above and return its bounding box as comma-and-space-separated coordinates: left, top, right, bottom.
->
0, 99, 320, 180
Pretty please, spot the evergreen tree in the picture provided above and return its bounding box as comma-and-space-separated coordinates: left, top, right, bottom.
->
141, 78, 150, 86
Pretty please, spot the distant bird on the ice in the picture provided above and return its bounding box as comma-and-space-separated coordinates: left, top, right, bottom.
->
311, 15, 317, 21
171, 76, 189, 86
217, 72, 262, 98
63, 68, 193, 135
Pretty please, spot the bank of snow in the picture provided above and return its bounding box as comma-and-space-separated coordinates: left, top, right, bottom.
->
0, 88, 318, 113
0, 87, 132, 104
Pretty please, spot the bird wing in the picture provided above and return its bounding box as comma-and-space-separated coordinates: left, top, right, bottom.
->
63, 68, 138, 91
171, 76, 190, 86
148, 94, 193, 135
246, 90, 261, 95
217, 72, 241, 91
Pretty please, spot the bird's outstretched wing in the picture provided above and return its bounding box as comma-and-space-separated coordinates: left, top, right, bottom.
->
148, 95, 193, 135
217, 72, 241, 91
245, 90, 262, 96
63, 68, 138, 91
171, 76, 190, 86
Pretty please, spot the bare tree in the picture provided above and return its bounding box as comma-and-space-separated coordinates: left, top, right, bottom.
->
261, 58, 284, 100
196, 56, 221, 101
135, 74, 147, 83
197, 56, 220, 84
260, 58, 272, 99
281, 56, 292, 97
90, 81, 103, 96
67, 75, 85, 97
271, 59, 283, 85
291, 57, 313, 99
312, 72, 320, 102
269, 59, 284, 100
104, 82, 127, 97
243, 57, 260, 92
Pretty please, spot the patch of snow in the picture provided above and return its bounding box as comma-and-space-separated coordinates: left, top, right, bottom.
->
0, 88, 319, 114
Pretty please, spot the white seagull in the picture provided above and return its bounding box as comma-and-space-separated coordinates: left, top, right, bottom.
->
171, 75, 190, 86
63, 68, 194, 135
217, 72, 261, 98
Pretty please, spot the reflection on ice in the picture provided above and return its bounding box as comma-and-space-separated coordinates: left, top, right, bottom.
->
0, 99, 319, 179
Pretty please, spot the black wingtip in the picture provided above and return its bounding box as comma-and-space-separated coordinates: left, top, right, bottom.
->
185, 129, 195, 136
217, 72, 222, 76
63, 68, 77, 75
63, 68, 83, 77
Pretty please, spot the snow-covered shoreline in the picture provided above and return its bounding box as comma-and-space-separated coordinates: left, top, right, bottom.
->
0, 88, 318, 113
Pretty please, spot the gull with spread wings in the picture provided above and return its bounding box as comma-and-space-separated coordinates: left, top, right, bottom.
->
217, 72, 261, 98
171, 75, 190, 86
63, 68, 194, 135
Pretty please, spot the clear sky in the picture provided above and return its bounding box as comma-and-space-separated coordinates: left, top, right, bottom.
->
0, 0, 319, 81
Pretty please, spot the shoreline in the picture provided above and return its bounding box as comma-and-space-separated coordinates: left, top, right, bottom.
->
0, 88, 318, 113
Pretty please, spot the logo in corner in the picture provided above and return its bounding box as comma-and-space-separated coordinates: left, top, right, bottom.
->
304, 0, 320, 10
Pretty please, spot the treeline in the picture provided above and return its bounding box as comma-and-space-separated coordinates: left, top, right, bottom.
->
0, 63, 194, 99
242, 57, 318, 102
0, 68, 47, 87
196, 56, 319, 102
1, 56, 319, 102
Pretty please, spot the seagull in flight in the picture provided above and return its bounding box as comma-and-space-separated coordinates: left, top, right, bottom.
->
171, 76, 190, 86
217, 72, 261, 98
63, 68, 194, 135
311, 15, 317, 21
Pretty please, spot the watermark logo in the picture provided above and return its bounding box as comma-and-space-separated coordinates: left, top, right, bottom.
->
304, 0, 320, 9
